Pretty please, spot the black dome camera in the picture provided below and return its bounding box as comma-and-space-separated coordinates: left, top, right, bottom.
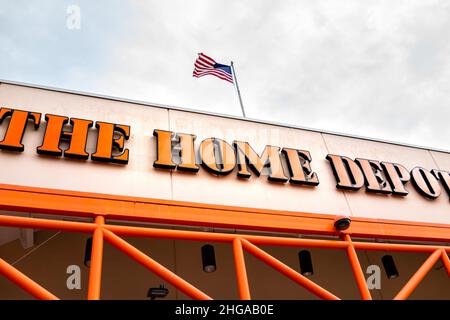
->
334, 215, 351, 231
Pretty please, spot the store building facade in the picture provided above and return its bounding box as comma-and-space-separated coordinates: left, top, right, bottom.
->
0, 80, 449, 299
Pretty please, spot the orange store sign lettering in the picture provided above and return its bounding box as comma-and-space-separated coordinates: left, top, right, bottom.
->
0, 107, 449, 201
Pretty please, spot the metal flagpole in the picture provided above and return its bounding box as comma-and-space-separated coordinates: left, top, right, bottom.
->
231, 61, 246, 118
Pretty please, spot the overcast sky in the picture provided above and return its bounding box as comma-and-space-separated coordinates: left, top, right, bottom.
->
1, 0, 449, 150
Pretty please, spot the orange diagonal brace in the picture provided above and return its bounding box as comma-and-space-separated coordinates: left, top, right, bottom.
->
102, 228, 212, 300
233, 238, 251, 300
240, 238, 339, 300
0, 258, 58, 300
87, 216, 105, 300
442, 249, 450, 278
343, 235, 372, 300
394, 249, 442, 300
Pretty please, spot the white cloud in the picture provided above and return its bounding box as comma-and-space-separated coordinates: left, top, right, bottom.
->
1, 0, 449, 150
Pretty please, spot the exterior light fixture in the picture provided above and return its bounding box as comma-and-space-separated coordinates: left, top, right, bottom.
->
382, 255, 399, 279
201, 244, 216, 273
84, 236, 93, 267
147, 284, 169, 300
298, 250, 314, 276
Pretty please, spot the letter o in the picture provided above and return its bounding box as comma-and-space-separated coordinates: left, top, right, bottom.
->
199, 138, 236, 175
411, 167, 441, 199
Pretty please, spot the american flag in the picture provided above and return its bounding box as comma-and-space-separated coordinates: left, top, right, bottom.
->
193, 53, 234, 84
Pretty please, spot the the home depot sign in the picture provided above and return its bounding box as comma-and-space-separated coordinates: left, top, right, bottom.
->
1, 107, 449, 201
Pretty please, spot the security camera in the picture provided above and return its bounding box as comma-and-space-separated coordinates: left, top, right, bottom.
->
334, 215, 351, 231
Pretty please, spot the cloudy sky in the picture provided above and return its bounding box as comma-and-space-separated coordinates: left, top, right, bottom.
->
1, 0, 449, 150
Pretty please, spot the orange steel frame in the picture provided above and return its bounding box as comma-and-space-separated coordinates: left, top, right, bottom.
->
0, 214, 449, 300
0, 184, 449, 300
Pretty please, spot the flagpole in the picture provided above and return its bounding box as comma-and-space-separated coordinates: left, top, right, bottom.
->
231, 61, 246, 118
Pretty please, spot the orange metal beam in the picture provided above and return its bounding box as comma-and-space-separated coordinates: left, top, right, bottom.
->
0, 214, 96, 233
87, 216, 105, 300
0, 214, 446, 257
102, 228, 212, 300
0, 214, 446, 253
343, 235, 371, 300
394, 249, 442, 300
233, 238, 251, 300
0, 215, 450, 252
105, 224, 348, 248
106, 224, 232, 243
1, 182, 450, 242
0, 258, 58, 300
352, 241, 446, 253
240, 239, 340, 300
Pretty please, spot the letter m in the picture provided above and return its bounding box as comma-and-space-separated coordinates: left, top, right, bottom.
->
233, 141, 288, 182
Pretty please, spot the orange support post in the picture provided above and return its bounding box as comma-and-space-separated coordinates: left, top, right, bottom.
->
394, 249, 442, 300
240, 239, 339, 300
233, 238, 251, 300
343, 234, 372, 300
87, 216, 105, 300
0, 258, 58, 300
102, 228, 212, 300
